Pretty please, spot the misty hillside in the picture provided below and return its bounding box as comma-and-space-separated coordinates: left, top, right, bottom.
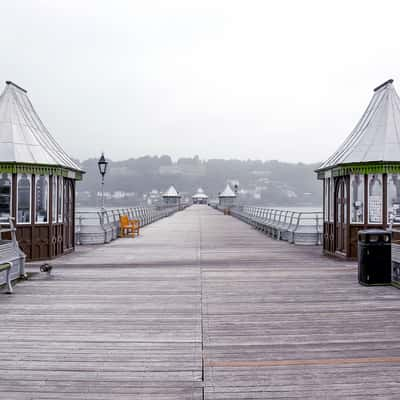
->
76, 156, 322, 207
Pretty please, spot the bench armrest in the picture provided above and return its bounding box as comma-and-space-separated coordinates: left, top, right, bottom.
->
0, 263, 11, 272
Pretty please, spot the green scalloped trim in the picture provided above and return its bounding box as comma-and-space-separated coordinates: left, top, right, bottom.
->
317, 162, 400, 179
0, 162, 83, 180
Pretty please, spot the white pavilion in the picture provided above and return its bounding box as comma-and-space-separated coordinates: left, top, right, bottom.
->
192, 188, 208, 204
162, 185, 181, 207
0, 81, 84, 261
218, 184, 236, 208
316, 79, 400, 258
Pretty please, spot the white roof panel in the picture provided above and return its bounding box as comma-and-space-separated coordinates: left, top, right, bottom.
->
163, 185, 180, 197
192, 187, 208, 199
0, 81, 82, 171
318, 80, 400, 170
219, 184, 236, 198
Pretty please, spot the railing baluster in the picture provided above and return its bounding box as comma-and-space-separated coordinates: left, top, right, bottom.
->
229, 206, 323, 246
75, 205, 183, 245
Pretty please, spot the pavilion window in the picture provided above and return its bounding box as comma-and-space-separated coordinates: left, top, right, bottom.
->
17, 174, 31, 224
350, 174, 364, 224
52, 176, 57, 223
329, 177, 334, 222
63, 179, 67, 223
387, 174, 400, 224
35, 175, 49, 224
343, 182, 348, 224
324, 179, 329, 222
0, 173, 12, 218
337, 182, 342, 223
68, 181, 73, 222
368, 174, 383, 224
58, 177, 63, 223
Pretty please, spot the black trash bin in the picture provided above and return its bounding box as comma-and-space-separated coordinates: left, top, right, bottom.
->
358, 229, 391, 285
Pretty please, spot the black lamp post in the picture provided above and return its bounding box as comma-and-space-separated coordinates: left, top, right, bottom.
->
234, 184, 239, 207
97, 153, 108, 209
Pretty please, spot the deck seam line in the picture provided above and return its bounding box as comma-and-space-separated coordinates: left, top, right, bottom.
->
199, 212, 206, 399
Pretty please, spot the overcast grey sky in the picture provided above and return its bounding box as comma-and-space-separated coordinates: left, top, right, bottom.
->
1, 0, 399, 163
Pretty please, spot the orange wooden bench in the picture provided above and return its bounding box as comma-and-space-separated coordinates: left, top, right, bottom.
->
119, 215, 140, 238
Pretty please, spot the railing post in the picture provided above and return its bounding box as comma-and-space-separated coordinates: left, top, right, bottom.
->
77, 215, 83, 245
316, 213, 321, 245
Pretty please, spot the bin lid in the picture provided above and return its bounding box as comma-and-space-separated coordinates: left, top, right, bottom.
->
358, 229, 391, 243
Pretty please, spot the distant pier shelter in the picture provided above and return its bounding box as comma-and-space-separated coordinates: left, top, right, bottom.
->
192, 188, 208, 204
218, 184, 236, 208
316, 79, 400, 258
162, 185, 181, 207
0, 81, 84, 261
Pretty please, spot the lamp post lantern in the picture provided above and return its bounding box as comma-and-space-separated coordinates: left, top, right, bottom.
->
97, 152, 108, 209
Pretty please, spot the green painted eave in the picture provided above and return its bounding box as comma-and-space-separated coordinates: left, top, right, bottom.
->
0, 162, 84, 180
316, 162, 400, 179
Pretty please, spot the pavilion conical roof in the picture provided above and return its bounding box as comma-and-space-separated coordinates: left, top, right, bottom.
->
317, 79, 400, 171
0, 81, 82, 172
163, 185, 180, 197
219, 184, 236, 198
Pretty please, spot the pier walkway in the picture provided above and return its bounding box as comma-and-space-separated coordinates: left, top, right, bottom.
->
1, 206, 400, 399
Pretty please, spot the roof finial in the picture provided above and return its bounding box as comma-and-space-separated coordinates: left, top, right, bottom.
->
5, 81, 27, 93
374, 79, 394, 92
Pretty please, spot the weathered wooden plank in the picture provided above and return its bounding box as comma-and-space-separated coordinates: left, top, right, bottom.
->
198, 208, 400, 399
1, 205, 400, 399
1, 208, 205, 399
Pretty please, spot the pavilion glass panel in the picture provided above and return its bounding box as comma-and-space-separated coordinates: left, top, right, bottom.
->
324, 178, 329, 222
387, 174, 400, 224
58, 176, 63, 223
337, 183, 342, 223
35, 175, 49, 224
17, 173, 31, 224
344, 181, 348, 224
350, 174, 364, 224
329, 177, 334, 222
0, 173, 12, 218
368, 174, 383, 224
52, 176, 57, 223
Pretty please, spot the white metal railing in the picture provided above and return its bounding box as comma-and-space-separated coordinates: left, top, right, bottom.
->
75, 204, 187, 245
228, 206, 323, 245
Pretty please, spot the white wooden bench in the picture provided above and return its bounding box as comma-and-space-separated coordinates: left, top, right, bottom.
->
0, 262, 12, 293
0, 218, 26, 293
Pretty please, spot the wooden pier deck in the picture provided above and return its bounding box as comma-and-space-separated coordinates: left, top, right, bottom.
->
1, 205, 400, 399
